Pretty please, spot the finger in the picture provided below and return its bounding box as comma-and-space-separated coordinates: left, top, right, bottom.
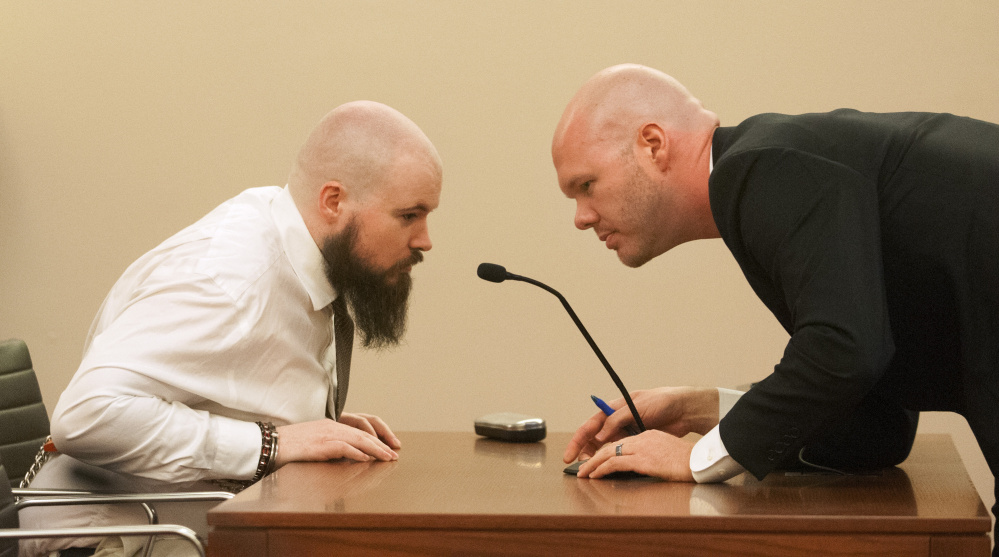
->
349, 429, 399, 461
577, 441, 601, 461
563, 413, 607, 463
330, 422, 398, 461
596, 404, 636, 442
361, 414, 402, 449
353, 417, 378, 437
584, 440, 636, 478
594, 408, 635, 443
594, 427, 628, 447
576, 443, 615, 477
587, 454, 634, 479
341, 413, 379, 437
334, 441, 374, 462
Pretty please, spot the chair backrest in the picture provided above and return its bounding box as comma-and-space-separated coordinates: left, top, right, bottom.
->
0, 455, 19, 557
0, 339, 51, 488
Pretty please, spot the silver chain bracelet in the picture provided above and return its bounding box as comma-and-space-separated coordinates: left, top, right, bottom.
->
18, 435, 55, 495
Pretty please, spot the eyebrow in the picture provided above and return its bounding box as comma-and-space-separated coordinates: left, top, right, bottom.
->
395, 204, 432, 214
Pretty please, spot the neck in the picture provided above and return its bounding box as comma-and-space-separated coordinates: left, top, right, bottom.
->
670, 127, 721, 243
690, 127, 721, 240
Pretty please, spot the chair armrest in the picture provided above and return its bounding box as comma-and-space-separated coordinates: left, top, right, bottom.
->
0, 524, 204, 557
14, 492, 234, 506
13, 488, 95, 497
15, 492, 235, 526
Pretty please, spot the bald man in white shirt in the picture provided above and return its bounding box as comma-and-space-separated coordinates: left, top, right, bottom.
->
21, 101, 442, 557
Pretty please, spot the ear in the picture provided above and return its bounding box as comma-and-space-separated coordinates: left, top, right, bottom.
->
638, 123, 670, 172
317, 180, 346, 223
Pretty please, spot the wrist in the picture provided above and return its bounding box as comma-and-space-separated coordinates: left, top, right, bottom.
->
680, 443, 696, 482
273, 424, 291, 468
684, 387, 721, 435
250, 421, 279, 483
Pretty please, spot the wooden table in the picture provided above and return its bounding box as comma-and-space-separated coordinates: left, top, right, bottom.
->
207, 433, 990, 556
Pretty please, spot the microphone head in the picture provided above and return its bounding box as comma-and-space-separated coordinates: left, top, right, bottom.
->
477, 263, 508, 283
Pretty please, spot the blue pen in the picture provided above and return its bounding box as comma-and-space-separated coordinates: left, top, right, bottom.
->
590, 395, 641, 436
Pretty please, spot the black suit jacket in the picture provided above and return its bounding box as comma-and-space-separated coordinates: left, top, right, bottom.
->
709, 110, 999, 479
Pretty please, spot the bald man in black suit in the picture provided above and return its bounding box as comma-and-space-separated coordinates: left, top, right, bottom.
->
553, 64, 999, 552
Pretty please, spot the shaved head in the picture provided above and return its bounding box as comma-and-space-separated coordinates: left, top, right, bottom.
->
553, 64, 717, 162
551, 64, 720, 266
288, 101, 442, 210
288, 101, 443, 346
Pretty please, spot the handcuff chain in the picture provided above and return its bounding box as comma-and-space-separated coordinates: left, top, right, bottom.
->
19, 435, 54, 491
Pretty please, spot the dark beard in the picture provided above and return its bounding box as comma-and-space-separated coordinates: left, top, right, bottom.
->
320, 220, 422, 349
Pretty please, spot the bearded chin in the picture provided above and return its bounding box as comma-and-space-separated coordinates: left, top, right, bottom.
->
321, 221, 414, 349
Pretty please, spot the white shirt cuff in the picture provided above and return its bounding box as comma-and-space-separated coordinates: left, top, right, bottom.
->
690, 425, 746, 483
689, 388, 747, 483
210, 417, 264, 480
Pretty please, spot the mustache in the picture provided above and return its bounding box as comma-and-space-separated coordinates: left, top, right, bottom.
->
390, 249, 424, 272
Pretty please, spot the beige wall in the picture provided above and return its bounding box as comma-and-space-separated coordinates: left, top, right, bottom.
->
2, 0, 996, 530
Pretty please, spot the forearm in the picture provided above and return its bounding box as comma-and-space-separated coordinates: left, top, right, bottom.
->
51, 368, 260, 482
679, 386, 743, 436
678, 387, 722, 435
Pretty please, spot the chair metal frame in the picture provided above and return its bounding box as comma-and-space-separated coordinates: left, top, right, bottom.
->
0, 488, 235, 557
0, 524, 205, 557
3, 488, 234, 557
1, 339, 236, 557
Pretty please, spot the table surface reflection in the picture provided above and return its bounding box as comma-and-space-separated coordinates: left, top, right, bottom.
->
208, 432, 989, 535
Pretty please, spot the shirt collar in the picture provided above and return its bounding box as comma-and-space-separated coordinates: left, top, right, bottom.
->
709, 137, 715, 174
271, 185, 337, 311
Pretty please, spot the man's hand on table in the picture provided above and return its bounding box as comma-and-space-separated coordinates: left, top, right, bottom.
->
275, 415, 401, 468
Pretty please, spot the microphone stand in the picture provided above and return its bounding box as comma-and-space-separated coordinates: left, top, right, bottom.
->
504, 271, 647, 433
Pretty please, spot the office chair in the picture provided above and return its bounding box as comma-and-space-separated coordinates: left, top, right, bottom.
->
0, 339, 49, 488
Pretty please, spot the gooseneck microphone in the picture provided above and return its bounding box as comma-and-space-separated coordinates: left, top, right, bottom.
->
476, 262, 647, 433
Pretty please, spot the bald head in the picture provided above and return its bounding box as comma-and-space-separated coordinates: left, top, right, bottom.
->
551, 65, 721, 265
552, 64, 717, 161
288, 101, 442, 210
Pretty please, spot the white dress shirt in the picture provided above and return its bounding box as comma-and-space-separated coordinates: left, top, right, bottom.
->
50, 185, 342, 482
22, 187, 347, 556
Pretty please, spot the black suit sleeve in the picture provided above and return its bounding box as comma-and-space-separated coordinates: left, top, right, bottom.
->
713, 147, 896, 479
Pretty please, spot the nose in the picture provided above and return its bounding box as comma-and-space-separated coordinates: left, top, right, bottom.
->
410, 222, 432, 252
574, 200, 597, 231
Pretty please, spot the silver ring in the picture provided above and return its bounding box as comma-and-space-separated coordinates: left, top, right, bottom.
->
615, 443, 623, 457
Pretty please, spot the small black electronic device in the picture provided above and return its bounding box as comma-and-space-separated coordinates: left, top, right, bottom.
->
563, 459, 646, 479
563, 460, 585, 475
474, 412, 547, 443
